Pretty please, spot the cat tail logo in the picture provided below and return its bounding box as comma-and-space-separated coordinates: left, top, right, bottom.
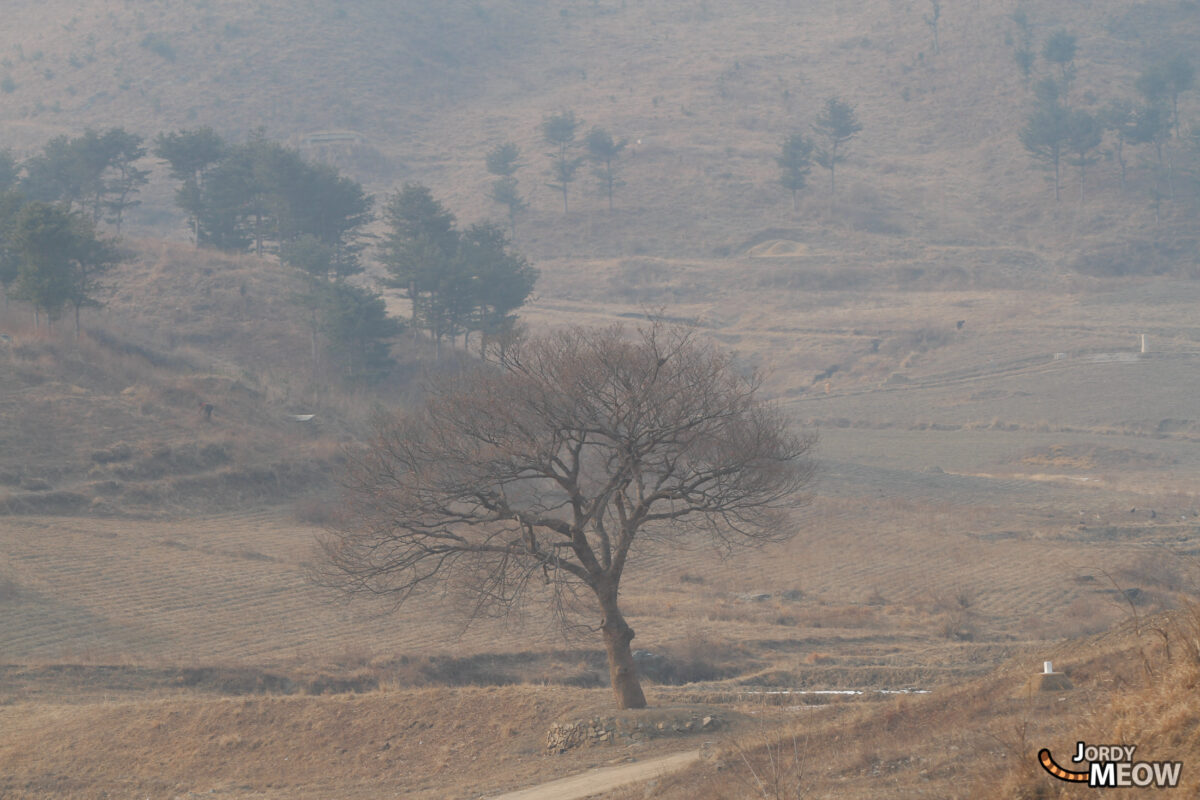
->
1039, 744, 1183, 789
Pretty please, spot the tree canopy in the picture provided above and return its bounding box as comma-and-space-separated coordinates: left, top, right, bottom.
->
777, 132, 814, 210
542, 110, 584, 213
22, 128, 149, 232
381, 184, 536, 358
315, 323, 815, 708
485, 142, 527, 236
585, 126, 627, 211
1020, 78, 1071, 201
10, 202, 118, 332
158, 130, 372, 273
812, 97, 862, 198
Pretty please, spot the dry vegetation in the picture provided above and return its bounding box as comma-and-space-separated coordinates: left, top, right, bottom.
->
1, 0, 1200, 797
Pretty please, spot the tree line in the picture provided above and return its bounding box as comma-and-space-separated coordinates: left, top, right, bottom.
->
1016, 25, 1195, 209
0, 127, 539, 383
0, 143, 119, 334
483, 110, 631, 232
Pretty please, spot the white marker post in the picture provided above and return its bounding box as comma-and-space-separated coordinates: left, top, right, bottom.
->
1044, 661, 1053, 674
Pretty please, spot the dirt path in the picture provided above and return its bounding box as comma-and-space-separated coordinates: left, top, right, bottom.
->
486, 749, 703, 800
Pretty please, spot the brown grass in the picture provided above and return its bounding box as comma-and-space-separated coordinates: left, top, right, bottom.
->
0, 4, 1198, 797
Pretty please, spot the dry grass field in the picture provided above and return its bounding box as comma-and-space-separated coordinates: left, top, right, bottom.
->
5, 255, 1200, 797
1, 0, 1200, 797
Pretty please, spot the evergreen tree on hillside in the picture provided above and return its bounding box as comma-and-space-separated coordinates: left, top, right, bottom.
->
1042, 30, 1077, 100
154, 128, 226, 243
1137, 54, 1195, 137
1100, 99, 1139, 191
11, 202, 117, 333
22, 128, 149, 232
316, 280, 402, 384
777, 132, 814, 211
0, 189, 24, 305
812, 97, 862, 200
381, 184, 537, 359
1020, 78, 1070, 200
192, 150, 258, 252
1065, 109, 1103, 203
585, 126, 627, 211
380, 183, 459, 320
380, 184, 464, 356
0, 150, 18, 193
542, 110, 583, 213
458, 222, 537, 352
485, 142, 527, 237
160, 133, 372, 267
100, 129, 149, 233
1009, 10, 1035, 83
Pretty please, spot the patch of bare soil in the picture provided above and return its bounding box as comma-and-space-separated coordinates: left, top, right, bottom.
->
1015, 444, 1173, 471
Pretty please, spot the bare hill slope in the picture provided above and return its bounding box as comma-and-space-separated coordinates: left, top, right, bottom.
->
0, 0, 1196, 264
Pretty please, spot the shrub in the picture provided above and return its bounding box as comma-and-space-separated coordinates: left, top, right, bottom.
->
140, 33, 177, 62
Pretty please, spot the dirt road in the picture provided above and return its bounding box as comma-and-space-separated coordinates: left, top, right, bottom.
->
486, 749, 703, 800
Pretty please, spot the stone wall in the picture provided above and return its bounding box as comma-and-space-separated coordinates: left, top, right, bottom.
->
545, 711, 721, 753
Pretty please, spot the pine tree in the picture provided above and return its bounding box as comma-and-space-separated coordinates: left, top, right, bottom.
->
777, 133, 814, 210
812, 97, 862, 200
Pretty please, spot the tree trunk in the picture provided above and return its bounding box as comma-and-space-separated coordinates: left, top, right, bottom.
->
310, 315, 320, 380
599, 597, 647, 709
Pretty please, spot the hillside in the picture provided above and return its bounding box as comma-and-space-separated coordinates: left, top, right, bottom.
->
2, 2, 1200, 798
0, 0, 1196, 266
0, 242, 390, 519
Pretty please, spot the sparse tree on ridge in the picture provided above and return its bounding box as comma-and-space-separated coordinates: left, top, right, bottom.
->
1042, 30, 1077, 100
154, 128, 227, 244
542, 110, 584, 213
489, 176, 527, 238
1009, 10, 1035, 83
22, 128, 149, 232
1137, 54, 1194, 137
98, 129, 149, 233
777, 132, 814, 211
313, 322, 816, 710
585, 126, 627, 211
486, 142, 522, 179
485, 142, 527, 237
812, 97, 862, 200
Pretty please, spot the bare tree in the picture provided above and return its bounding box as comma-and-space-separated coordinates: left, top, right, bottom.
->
314, 323, 815, 709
